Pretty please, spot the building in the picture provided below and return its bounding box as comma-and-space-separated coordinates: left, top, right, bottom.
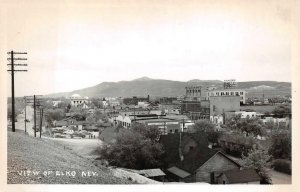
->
159, 133, 242, 183
223, 79, 237, 89
184, 86, 203, 101
115, 115, 132, 128
135, 119, 181, 135
206, 89, 247, 104
216, 169, 260, 184
123, 95, 150, 105
209, 96, 240, 115
70, 94, 89, 107
159, 97, 178, 104
181, 100, 210, 121
181, 86, 210, 121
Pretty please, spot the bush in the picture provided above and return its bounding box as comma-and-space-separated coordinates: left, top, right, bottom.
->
272, 159, 291, 175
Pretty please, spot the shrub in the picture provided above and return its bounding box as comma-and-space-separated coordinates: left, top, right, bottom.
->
272, 159, 291, 175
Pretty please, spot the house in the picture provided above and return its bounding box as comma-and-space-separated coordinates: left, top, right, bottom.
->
160, 133, 243, 183
120, 168, 166, 182
216, 169, 260, 184
167, 149, 242, 183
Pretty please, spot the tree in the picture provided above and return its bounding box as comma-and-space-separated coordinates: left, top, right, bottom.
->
189, 120, 220, 145
242, 148, 272, 184
98, 124, 164, 169
131, 123, 160, 142
44, 109, 65, 126
268, 130, 291, 160
225, 116, 266, 137
272, 105, 291, 117
190, 120, 216, 133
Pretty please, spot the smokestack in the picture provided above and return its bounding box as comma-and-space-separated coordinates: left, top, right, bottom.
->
147, 95, 150, 102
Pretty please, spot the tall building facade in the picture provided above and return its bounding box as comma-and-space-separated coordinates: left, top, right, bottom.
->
181, 86, 210, 121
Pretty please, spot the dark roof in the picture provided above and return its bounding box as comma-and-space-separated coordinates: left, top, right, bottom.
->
159, 132, 209, 166
175, 147, 217, 173
167, 166, 191, 178
219, 169, 261, 184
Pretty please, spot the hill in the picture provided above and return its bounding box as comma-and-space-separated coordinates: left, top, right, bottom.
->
46, 77, 291, 98
7, 130, 133, 184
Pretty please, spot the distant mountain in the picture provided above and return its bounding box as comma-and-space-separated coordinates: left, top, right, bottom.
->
132, 76, 154, 81
46, 77, 291, 98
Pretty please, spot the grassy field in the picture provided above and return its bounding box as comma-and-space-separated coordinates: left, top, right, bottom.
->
7, 130, 133, 184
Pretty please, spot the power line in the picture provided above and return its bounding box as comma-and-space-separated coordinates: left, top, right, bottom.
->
7, 51, 28, 132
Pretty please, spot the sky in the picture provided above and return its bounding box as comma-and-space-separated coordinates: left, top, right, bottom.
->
1, 0, 292, 97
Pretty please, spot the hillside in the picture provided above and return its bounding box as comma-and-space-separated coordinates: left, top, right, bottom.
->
46, 77, 291, 98
7, 130, 133, 184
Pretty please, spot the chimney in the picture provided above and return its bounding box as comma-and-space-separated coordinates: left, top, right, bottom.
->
147, 95, 150, 102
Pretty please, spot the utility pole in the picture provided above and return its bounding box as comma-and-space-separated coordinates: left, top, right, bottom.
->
26, 95, 42, 137
7, 51, 28, 132
39, 108, 43, 138
34, 95, 36, 137
182, 118, 185, 132
24, 97, 27, 133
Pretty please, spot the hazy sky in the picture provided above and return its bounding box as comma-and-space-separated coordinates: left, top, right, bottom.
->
2, 0, 292, 96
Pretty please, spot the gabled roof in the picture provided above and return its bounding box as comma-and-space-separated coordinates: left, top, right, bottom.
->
175, 147, 217, 173
174, 150, 241, 174
218, 169, 260, 183
159, 132, 209, 166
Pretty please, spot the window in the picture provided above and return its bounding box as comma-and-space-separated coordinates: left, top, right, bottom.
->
240, 92, 244, 95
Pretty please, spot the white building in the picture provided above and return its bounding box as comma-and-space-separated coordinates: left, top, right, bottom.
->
206, 89, 247, 104
116, 115, 132, 128
235, 111, 257, 118
137, 101, 150, 108
70, 94, 89, 107
262, 117, 290, 127
210, 115, 224, 125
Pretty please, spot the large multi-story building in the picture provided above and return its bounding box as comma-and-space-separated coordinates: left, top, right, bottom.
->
209, 96, 240, 115
181, 86, 210, 121
185, 86, 202, 100
206, 89, 247, 104
223, 79, 237, 89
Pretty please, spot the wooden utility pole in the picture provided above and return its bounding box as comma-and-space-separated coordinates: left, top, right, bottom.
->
34, 95, 36, 137
26, 95, 42, 137
24, 97, 27, 133
39, 108, 43, 138
7, 51, 28, 132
